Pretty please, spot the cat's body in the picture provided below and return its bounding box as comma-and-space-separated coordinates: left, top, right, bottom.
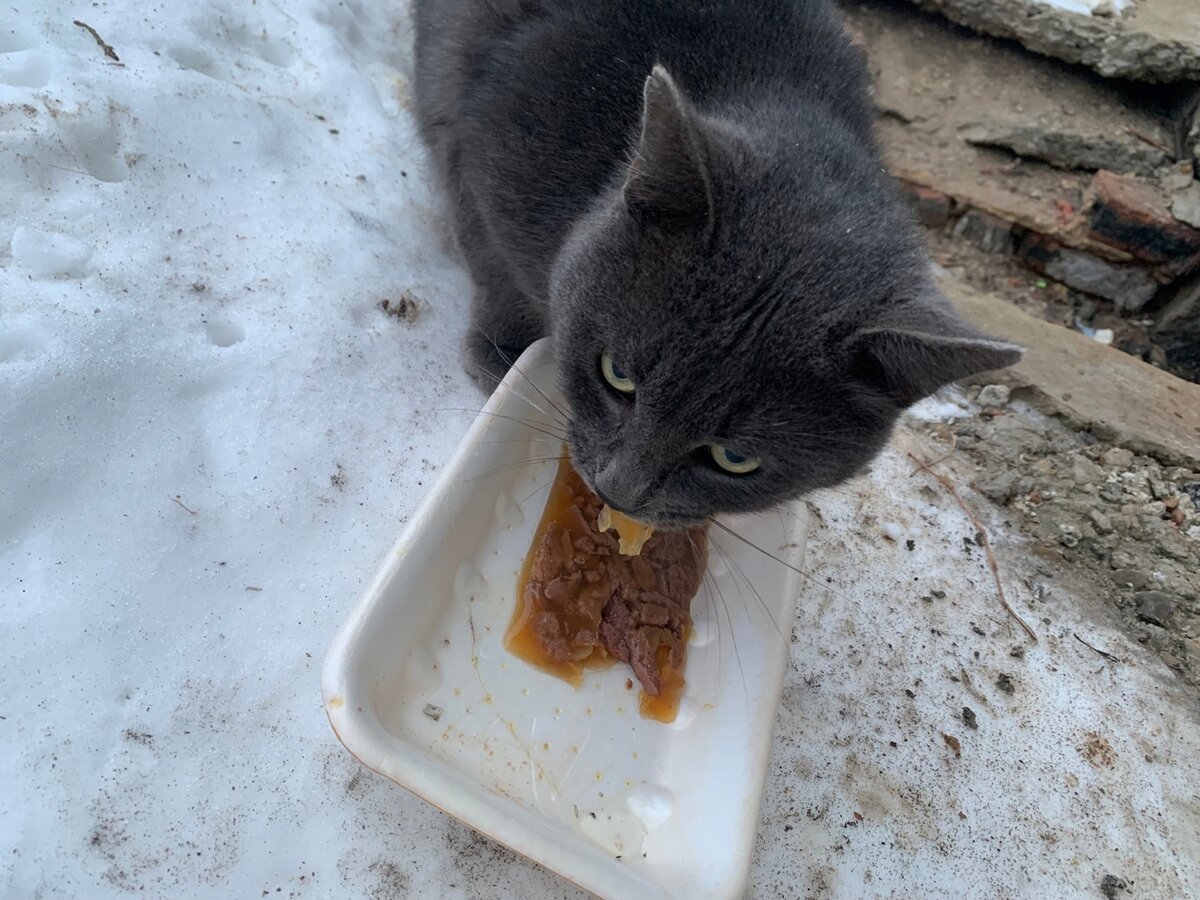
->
414, 0, 1021, 527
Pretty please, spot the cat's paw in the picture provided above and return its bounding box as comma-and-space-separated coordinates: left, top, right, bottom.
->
462, 329, 525, 392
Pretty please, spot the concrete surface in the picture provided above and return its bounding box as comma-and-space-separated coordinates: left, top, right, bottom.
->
945, 276, 1200, 467
906, 0, 1200, 82
846, 0, 1176, 178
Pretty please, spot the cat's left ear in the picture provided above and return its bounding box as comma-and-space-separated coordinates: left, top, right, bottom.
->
848, 288, 1024, 407
622, 65, 714, 232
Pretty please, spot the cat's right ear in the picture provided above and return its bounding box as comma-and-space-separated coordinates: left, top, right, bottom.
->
622, 65, 714, 232
847, 290, 1024, 407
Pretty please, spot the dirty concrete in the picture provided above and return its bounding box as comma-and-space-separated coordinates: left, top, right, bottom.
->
1155, 276, 1200, 382
926, 390, 1200, 686
905, 0, 1200, 82
850, 0, 1200, 383
845, 0, 1177, 177
945, 276, 1200, 467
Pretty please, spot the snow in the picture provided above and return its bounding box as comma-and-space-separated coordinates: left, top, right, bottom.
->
3, 1, 1198, 898
1042, 0, 1131, 16
908, 391, 970, 423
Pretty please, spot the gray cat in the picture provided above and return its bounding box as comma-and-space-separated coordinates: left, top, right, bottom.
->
413, 0, 1021, 527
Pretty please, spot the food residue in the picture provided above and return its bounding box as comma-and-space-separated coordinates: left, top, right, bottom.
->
505, 459, 707, 722
597, 504, 655, 556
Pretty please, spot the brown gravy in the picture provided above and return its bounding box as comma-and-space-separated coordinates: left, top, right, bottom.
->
505, 459, 708, 723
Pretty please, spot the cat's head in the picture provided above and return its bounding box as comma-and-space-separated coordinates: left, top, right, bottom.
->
548, 66, 1021, 528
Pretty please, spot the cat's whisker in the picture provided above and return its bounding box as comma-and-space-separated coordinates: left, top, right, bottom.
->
705, 540, 751, 713
517, 475, 558, 506
479, 436, 566, 448
436, 408, 570, 443
719, 537, 787, 645
462, 365, 570, 431
707, 517, 852, 605
700, 566, 725, 695
471, 328, 574, 430
464, 455, 571, 485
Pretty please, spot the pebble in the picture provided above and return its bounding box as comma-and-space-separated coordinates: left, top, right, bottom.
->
1088, 509, 1114, 534
1110, 551, 1136, 570
1101, 448, 1134, 469
977, 384, 1011, 407
1110, 569, 1151, 591
1058, 524, 1079, 548
1157, 536, 1193, 562
1071, 456, 1104, 485
1150, 480, 1174, 500
1031, 458, 1056, 476
1135, 591, 1175, 627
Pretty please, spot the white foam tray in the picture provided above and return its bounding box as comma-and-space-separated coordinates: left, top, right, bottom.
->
322, 339, 808, 898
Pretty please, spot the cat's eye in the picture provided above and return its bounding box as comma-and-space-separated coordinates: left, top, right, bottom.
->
600, 352, 636, 394
710, 444, 760, 474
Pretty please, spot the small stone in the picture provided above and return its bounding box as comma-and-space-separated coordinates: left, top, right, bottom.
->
1150, 480, 1174, 500
1135, 591, 1175, 627
976, 471, 1021, 505
1110, 569, 1151, 591
962, 707, 978, 730
1098, 482, 1124, 503
1172, 181, 1200, 231
1158, 535, 1192, 560
953, 209, 1014, 255
1088, 509, 1113, 534
1031, 458, 1056, 476
977, 384, 1011, 407
1058, 524, 1079, 548
1071, 456, 1104, 485
996, 673, 1016, 694
1138, 501, 1167, 520
1100, 874, 1129, 899
1101, 448, 1134, 469
1110, 551, 1136, 569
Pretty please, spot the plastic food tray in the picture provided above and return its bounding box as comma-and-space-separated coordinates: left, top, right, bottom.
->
322, 339, 808, 898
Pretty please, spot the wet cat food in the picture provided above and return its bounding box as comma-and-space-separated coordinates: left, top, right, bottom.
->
505, 460, 708, 722
597, 504, 655, 556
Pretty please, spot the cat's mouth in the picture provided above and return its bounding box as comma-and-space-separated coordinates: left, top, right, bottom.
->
590, 485, 705, 532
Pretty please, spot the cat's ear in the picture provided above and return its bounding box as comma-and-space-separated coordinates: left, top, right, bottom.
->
848, 288, 1024, 407
622, 65, 714, 231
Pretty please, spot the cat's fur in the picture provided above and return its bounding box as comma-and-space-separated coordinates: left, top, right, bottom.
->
413, 0, 1022, 527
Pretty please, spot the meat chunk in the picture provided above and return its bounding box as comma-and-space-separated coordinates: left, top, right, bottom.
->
506, 460, 707, 719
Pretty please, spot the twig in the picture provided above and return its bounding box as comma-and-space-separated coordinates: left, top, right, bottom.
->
73, 20, 120, 62
170, 495, 198, 515
245, 586, 263, 592
907, 452, 1038, 643
908, 433, 958, 475
1123, 126, 1171, 155
1073, 633, 1120, 662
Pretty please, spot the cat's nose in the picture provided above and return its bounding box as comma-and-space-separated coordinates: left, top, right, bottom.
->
593, 459, 650, 514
